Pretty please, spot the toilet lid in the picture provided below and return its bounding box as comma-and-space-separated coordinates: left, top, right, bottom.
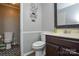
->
33, 41, 45, 47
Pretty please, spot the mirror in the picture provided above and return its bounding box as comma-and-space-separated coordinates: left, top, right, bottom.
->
56, 3, 79, 28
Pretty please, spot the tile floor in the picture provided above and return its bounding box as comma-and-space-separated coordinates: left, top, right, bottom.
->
0, 45, 20, 56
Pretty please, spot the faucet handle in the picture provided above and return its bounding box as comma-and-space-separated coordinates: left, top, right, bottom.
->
64, 29, 71, 34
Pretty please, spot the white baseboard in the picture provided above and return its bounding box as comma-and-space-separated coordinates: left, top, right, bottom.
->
23, 31, 42, 34
23, 50, 34, 56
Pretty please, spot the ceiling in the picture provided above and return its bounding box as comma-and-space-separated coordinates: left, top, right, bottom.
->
0, 3, 20, 9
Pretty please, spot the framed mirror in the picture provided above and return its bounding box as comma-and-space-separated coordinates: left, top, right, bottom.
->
55, 3, 79, 28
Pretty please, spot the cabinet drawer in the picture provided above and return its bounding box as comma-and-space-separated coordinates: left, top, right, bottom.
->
46, 35, 79, 49
46, 35, 59, 43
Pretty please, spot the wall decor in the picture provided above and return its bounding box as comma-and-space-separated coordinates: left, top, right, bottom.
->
30, 3, 38, 22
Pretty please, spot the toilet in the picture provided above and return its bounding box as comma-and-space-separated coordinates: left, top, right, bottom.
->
32, 33, 46, 56
4, 32, 13, 49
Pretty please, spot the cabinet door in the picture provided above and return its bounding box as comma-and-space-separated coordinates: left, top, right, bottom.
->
60, 47, 79, 56
46, 43, 59, 56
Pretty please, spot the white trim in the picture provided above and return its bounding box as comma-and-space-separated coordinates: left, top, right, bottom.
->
23, 31, 42, 34
20, 3, 24, 56
23, 50, 34, 56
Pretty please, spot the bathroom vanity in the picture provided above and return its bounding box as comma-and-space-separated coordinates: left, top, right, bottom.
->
47, 3, 79, 56
43, 32, 79, 56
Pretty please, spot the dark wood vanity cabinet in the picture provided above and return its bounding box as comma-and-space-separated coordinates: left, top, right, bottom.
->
46, 35, 79, 56
46, 43, 59, 56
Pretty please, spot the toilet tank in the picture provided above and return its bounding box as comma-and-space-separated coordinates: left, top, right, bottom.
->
4, 32, 13, 42
41, 33, 46, 42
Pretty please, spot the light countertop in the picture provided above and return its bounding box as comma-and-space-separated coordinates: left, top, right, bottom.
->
42, 32, 79, 39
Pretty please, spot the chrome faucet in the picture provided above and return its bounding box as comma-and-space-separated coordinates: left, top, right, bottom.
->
64, 29, 71, 34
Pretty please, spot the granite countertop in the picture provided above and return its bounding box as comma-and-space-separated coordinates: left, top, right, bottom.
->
42, 32, 79, 40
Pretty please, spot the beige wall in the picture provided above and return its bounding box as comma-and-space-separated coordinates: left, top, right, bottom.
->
0, 5, 20, 44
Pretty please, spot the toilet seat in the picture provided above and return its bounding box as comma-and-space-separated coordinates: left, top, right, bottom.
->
33, 41, 45, 47
32, 41, 45, 49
